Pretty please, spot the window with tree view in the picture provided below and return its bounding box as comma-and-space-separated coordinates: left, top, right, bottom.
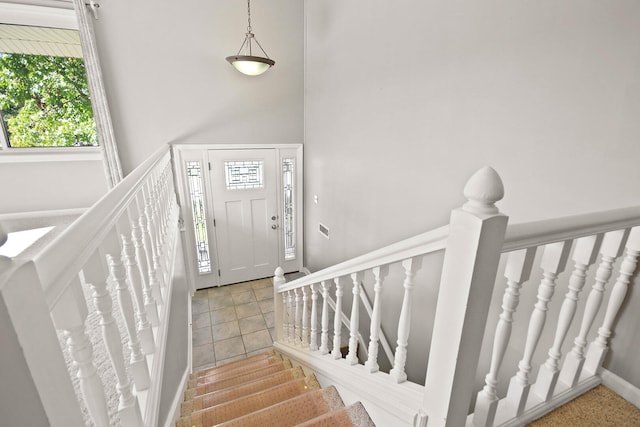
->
0, 25, 97, 148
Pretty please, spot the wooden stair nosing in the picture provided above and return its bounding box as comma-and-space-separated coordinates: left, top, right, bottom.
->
194, 356, 283, 385
182, 375, 322, 426
188, 360, 293, 396
212, 385, 345, 427
295, 402, 377, 427
193, 351, 279, 379
182, 366, 307, 415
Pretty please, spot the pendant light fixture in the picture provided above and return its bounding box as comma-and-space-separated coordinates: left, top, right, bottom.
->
226, 0, 275, 76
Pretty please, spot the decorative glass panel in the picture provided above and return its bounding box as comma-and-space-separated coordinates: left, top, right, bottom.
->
186, 161, 211, 274
282, 158, 296, 260
225, 160, 264, 190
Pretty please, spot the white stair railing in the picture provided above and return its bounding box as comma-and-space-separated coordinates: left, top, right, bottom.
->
0, 145, 180, 427
272, 165, 640, 427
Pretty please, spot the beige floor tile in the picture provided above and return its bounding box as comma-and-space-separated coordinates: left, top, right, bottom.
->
207, 286, 230, 297
243, 329, 273, 354
235, 302, 262, 319
227, 282, 254, 294
258, 298, 274, 314
231, 290, 256, 305
250, 278, 273, 289
192, 311, 211, 329
263, 311, 275, 328
211, 306, 237, 325
216, 354, 248, 367
239, 314, 268, 335
209, 294, 235, 310
212, 320, 241, 341
192, 326, 213, 346
192, 298, 210, 314
268, 327, 277, 342
193, 343, 215, 368
214, 336, 246, 360
193, 289, 209, 299
254, 287, 274, 301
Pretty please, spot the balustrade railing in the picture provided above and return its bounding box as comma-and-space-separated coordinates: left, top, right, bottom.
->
0, 145, 180, 427
272, 166, 640, 427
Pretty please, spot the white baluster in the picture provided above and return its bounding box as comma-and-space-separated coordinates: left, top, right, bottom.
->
390, 257, 419, 383
320, 280, 331, 355
287, 290, 294, 343
331, 277, 344, 359
534, 236, 600, 401
365, 265, 388, 373
584, 227, 640, 374
107, 253, 150, 391
559, 230, 627, 387
129, 205, 159, 326
84, 250, 144, 426
302, 286, 309, 347
144, 182, 165, 295
473, 248, 536, 427
505, 241, 571, 417
137, 193, 163, 306
120, 218, 155, 354
281, 291, 288, 343
310, 283, 319, 351
51, 276, 110, 427
346, 272, 364, 365
294, 288, 301, 345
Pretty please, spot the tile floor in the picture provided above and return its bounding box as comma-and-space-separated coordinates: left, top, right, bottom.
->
191, 277, 277, 370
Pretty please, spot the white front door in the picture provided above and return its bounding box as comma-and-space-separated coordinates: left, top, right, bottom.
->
209, 149, 279, 285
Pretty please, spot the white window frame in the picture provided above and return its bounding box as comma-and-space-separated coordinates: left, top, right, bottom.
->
0, 1, 120, 184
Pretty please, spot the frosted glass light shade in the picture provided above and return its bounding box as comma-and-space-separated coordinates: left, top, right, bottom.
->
226, 55, 275, 76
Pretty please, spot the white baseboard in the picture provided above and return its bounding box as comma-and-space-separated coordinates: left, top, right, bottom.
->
601, 369, 640, 409
164, 367, 190, 427
301, 267, 311, 276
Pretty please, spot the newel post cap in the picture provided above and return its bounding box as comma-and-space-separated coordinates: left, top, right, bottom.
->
463, 166, 504, 215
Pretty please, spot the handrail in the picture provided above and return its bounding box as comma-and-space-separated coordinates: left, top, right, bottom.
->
503, 205, 640, 252
279, 225, 449, 292
35, 145, 171, 308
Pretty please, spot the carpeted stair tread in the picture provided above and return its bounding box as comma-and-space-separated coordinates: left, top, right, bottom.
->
181, 376, 322, 426
212, 386, 345, 427
296, 402, 377, 427
181, 367, 309, 416
188, 360, 293, 397
194, 351, 279, 379
193, 356, 284, 386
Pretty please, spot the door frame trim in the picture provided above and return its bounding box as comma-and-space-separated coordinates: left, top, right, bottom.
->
172, 143, 303, 289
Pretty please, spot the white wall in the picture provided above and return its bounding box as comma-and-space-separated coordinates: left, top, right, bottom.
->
304, 1, 640, 387
0, 157, 108, 214
91, 0, 304, 174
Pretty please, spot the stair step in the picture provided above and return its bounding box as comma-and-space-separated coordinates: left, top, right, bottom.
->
296, 402, 377, 427
193, 351, 278, 379
182, 366, 307, 414
188, 360, 293, 397
212, 386, 345, 427
180, 375, 322, 426
193, 355, 283, 386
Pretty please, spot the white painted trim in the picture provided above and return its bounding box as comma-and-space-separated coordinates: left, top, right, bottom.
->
274, 342, 423, 426
301, 267, 311, 276
163, 367, 190, 427
491, 376, 601, 427
0, 147, 102, 163
0, 3, 77, 29
601, 369, 640, 409
145, 224, 179, 427
172, 143, 303, 151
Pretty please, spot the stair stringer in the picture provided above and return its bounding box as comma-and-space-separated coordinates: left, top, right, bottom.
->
274, 342, 424, 427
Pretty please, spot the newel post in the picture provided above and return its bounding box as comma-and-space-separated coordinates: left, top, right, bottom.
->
423, 167, 509, 427
273, 267, 286, 343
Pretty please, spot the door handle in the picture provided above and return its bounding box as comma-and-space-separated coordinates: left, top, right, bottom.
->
271, 215, 278, 220
271, 224, 278, 230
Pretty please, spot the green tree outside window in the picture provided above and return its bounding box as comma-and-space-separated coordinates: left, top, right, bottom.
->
0, 53, 98, 147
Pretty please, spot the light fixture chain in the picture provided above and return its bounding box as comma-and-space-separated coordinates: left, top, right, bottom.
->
247, 0, 252, 33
